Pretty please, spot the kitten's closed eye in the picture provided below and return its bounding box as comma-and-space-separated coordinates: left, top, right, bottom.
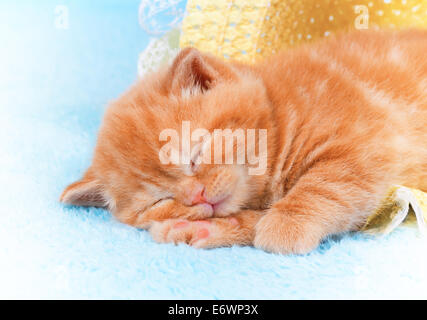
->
150, 197, 172, 209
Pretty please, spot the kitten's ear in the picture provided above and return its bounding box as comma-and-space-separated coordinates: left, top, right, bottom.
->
168, 47, 235, 94
60, 170, 107, 207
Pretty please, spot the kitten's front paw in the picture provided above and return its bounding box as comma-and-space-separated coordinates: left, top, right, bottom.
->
149, 217, 241, 249
183, 203, 214, 220
254, 210, 322, 255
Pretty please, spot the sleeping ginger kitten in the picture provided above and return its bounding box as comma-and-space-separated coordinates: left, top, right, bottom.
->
61, 30, 427, 254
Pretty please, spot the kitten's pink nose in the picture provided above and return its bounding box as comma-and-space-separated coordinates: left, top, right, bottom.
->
191, 187, 207, 205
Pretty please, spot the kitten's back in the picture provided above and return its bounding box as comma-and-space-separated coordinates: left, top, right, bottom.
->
257, 30, 427, 193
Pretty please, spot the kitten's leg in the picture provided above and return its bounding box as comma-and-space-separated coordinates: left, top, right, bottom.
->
254, 162, 385, 254
115, 199, 214, 229
149, 210, 262, 248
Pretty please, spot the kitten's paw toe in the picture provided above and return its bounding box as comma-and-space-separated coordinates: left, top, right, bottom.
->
254, 210, 321, 255
149, 218, 240, 249
149, 219, 178, 243
190, 218, 242, 249
149, 219, 213, 246
188, 227, 211, 247
164, 220, 209, 245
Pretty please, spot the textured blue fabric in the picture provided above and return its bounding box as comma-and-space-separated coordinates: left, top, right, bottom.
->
1, 0, 427, 299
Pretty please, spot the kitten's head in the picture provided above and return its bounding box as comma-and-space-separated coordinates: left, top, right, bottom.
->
61, 48, 274, 221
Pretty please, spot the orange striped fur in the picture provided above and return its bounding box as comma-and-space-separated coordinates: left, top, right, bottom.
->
61, 30, 427, 254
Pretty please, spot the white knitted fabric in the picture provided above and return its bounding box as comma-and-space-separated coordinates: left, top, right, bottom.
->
138, 28, 181, 77
137, 0, 185, 77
